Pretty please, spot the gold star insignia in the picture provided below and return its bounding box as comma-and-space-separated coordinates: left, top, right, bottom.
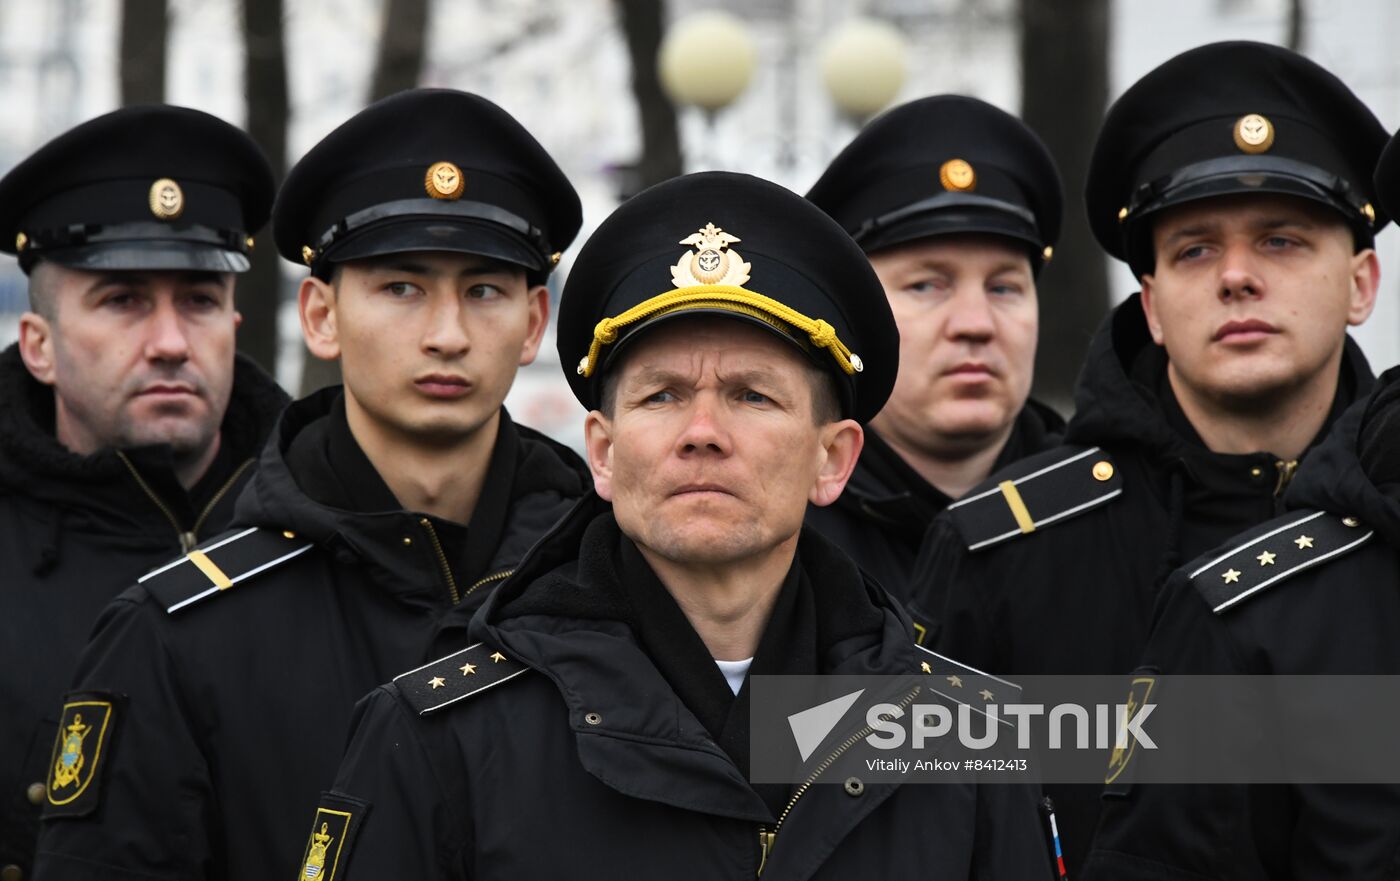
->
428, 677, 445, 689
490, 651, 507, 663
1222, 568, 1241, 584
460, 663, 476, 676
947, 675, 963, 688
979, 689, 995, 701
1295, 535, 1314, 549
920, 661, 932, 674
1256, 550, 1276, 566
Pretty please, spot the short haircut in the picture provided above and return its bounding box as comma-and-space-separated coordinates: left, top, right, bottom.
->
598, 350, 842, 426
27, 260, 59, 320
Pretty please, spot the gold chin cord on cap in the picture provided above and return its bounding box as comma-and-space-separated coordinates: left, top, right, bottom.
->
576, 284, 863, 379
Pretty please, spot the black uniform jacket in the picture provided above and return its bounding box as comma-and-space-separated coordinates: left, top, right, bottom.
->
30, 388, 589, 881
804, 400, 1063, 606
0, 344, 287, 880
908, 295, 1374, 875
1087, 368, 1400, 880
321, 495, 1051, 881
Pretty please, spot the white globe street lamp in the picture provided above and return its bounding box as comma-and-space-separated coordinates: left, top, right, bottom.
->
819, 18, 908, 122
658, 10, 758, 115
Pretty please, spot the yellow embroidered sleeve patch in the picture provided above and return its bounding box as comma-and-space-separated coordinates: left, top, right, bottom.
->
44, 692, 119, 818
298, 794, 369, 881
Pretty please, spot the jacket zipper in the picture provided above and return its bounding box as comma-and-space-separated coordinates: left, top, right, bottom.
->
1273, 459, 1299, 497
418, 518, 460, 604
756, 685, 922, 876
463, 568, 513, 600
191, 458, 255, 538
118, 453, 257, 553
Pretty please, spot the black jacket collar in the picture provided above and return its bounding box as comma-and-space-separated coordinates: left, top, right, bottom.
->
842, 399, 1065, 538
0, 342, 287, 531
472, 497, 911, 820
1065, 294, 1374, 465
234, 387, 586, 602
1286, 366, 1400, 547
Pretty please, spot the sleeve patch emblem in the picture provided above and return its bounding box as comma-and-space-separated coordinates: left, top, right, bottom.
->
298, 795, 369, 881
45, 693, 118, 817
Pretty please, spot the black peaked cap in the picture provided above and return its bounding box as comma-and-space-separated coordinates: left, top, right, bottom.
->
558, 171, 898, 424
1372, 128, 1400, 224
273, 89, 581, 279
1087, 41, 1389, 277
807, 94, 1062, 266
0, 104, 274, 274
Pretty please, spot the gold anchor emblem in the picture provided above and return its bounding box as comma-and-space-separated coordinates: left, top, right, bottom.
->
1233, 114, 1274, 154
52, 713, 91, 790
149, 178, 184, 220
939, 158, 976, 192
425, 161, 465, 199
302, 822, 334, 879
671, 223, 751, 288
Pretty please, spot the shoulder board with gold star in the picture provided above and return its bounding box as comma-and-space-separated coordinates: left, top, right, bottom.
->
139, 526, 315, 614
1189, 510, 1375, 614
914, 644, 1021, 729
945, 446, 1123, 553
395, 643, 530, 715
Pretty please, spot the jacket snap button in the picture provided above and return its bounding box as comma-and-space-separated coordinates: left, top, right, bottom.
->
843, 777, 864, 797
584, 712, 602, 726
25, 782, 44, 805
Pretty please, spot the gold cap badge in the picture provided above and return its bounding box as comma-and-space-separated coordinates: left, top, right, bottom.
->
671, 222, 751, 287
15, 232, 27, 252
939, 158, 976, 192
149, 178, 184, 220
425, 161, 465, 200
1042, 245, 1054, 262
301, 245, 315, 266
1233, 114, 1274, 154
1362, 202, 1376, 225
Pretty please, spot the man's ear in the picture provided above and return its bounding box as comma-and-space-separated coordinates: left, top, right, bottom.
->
17, 312, 57, 386
809, 419, 863, 507
1346, 247, 1380, 327
583, 409, 615, 501
1139, 274, 1166, 345
299, 276, 341, 361
518, 285, 550, 367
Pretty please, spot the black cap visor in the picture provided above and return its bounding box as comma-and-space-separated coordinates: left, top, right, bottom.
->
34, 239, 249, 274
1123, 155, 1378, 274
320, 215, 544, 276
852, 193, 1044, 256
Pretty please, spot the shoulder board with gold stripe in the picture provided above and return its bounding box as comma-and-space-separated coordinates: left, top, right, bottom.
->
946, 446, 1123, 553
1189, 510, 1374, 614
395, 643, 530, 715
914, 644, 1020, 729
139, 527, 315, 614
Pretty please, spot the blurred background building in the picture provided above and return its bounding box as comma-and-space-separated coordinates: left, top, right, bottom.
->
0, 0, 1394, 449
